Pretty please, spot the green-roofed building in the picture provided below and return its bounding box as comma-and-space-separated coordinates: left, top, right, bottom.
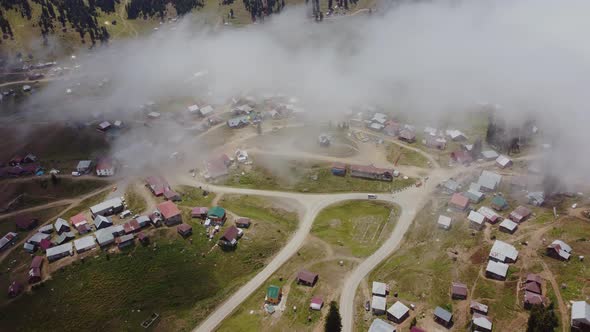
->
207, 206, 226, 225
266, 285, 282, 304
491, 196, 508, 211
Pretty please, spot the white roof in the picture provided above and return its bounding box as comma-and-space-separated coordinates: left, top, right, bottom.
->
28, 232, 50, 244
478, 207, 500, 221
0, 232, 17, 249
478, 170, 502, 190
446, 129, 466, 140
387, 301, 410, 319
372, 281, 387, 296
187, 104, 199, 112
90, 198, 123, 215
368, 318, 396, 332
46, 242, 73, 257
473, 313, 493, 330
370, 122, 385, 130
550, 240, 572, 253
93, 215, 113, 228
496, 155, 512, 167
148, 112, 161, 118
499, 219, 518, 231
481, 150, 499, 159
95, 227, 115, 245
372, 295, 387, 310
438, 215, 452, 228
468, 211, 486, 225
486, 260, 509, 277
490, 240, 519, 262
74, 235, 96, 251
572, 301, 590, 325
200, 105, 214, 115
469, 182, 482, 192
54, 218, 69, 231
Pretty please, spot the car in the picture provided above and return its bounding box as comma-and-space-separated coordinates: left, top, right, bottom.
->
364, 301, 371, 311
71, 171, 80, 177
119, 210, 132, 218
368, 194, 377, 199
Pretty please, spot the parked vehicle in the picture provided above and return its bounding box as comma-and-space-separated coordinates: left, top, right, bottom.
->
368, 194, 378, 199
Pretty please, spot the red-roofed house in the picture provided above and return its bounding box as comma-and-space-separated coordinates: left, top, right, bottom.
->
205, 154, 231, 180
235, 218, 251, 228
177, 223, 193, 238
164, 190, 181, 202
524, 291, 546, 309
123, 219, 141, 234
297, 270, 319, 287
191, 207, 208, 219
156, 201, 182, 226
350, 164, 394, 182
28, 256, 44, 284
145, 176, 170, 197
310, 297, 323, 311
451, 282, 468, 299
449, 193, 469, 211
39, 238, 53, 251
70, 213, 88, 229
219, 226, 240, 249
509, 206, 532, 223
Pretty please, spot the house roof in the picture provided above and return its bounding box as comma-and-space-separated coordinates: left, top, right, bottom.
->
94, 215, 113, 228
465, 190, 485, 202
191, 207, 208, 215
76, 160, 92, 169
227, 116, 249, 127
90, 198, 123, 216
481, 150, 499, 159
490, 240, 519, 262
434, 306, 452, 322
267, 285, 281, 299
387, 301, 410, 319
491, 196, 508, 208
510, 206, 532, 221
157, 201, 181, 220
486, 260, 509, 278
54, 232, 75, 245
372, 295, 387, 310
525, 282, 542, 294
145, 176, 170, 196
70, 213, 88, 227
451, 150, 472, 164
350, 164, 394, 176
31, 256, 43, 269
478, 207, 501, 222
28, 232, 50, 244
470, 301, 489, 314
572, 301, 590, 325
116, 234, 134, 244
38, 224, 54, 233
468, 211, 486, 225
548, 240, 572, 259
499, 219, 518, 232
54, 218, 70, 231
438, 215, 452, 228
496, 154, 512, 167
450, 193, 469, 209
310, 296, 323, 305
46, 242, 73, 257
96, 157, 113, 171
0, 232, 17, 249
39, 238, 53, 250
478, 170, 502, 190
444, 179, 459, 192
208, 206, 226, 218
473, 313, 493, 330
74, 236, 96, 251
200, 105, 214, 115
221, 226, 239, 242
372, 281, 387, 296
206, 156, 230, 178
368, 319, 396, 332
94, 227, 115, 245
164, 190, 180, 200
297, 270, 318, 284
177, 223, 192, 233
524, 291, 545, 305
452, 282, 468, 297
410, 328, 425, 332
236, 218, 251, 225
526, 273, 543, 285
399, 129, 416, 140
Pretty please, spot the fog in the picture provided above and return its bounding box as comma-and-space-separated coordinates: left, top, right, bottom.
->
11, 0, 590, 186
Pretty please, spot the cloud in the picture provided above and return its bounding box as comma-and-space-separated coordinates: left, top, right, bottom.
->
14, 0, 590, 185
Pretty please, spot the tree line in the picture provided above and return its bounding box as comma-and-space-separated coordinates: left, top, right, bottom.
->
1, 0, 117, 46
125, 0, 204, 19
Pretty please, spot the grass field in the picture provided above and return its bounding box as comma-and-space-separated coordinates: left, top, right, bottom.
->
0, 194, 297, 331
219, 194, 298, 233
124, 186, 148, 214
175, 185, 216, 208
311, 200, 396, 257
386, 144, 431, 168
0, 178, 109, 211
224, 160, 416, 193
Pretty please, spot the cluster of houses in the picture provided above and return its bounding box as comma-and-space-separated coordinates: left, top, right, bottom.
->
368, 281, 422, 332
264, 269, 322, 314
330, 162, 399, 182
190, 205, 249, 249
352, 111, 417, 144
74, 157, 116, 177
145, 176, 181, 201
0, 153, 43, 178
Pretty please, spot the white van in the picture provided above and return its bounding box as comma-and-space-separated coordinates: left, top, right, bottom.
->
119, 210, 132, 218
368, 194, 378, 199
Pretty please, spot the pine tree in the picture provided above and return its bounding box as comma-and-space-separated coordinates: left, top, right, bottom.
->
526, 303, 558, 332
324, 301, 342, 332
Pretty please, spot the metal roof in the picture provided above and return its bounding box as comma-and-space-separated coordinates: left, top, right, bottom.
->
372, 295, 387, 310
490, 240, 519, 262
76, 160, 92, 169
499, 219, 518, 231
90, 198, 123, 216
372, 281, 387, 296
434, 306, 452, 322
468, 211, 486, 225
74, 236, 96, 252
438, 215, 452, 228
572, 301, 590, 325
387, 301, 410, 319
368, 319, 396, 332
473, 313, 493, 330
478, 170, 502, 190
46, 242, 73, 257
486, 260, 509, 277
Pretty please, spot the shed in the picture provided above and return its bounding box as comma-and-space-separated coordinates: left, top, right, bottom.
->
331, 162, 347, 176
524, 291, 546, 309
235, 218, 251, 228
451, 282, 468, 299
70, 213, 88, 228
478, 170, 502, 191
437, 215, 452, 230
473, 313, 493, 332
496, 155, 513, 168
38, 224, 54, 234
219, 226, 239, 248
164, 190, 181, 202
499, 219, 518, 234
28, 232, 50, 245
23, 242, 36, 253
76, 160, 93, 173
177, 223, 193, 238
191, 207, 208, 219
310, 296, 323, 311
470, 301, 489, 315
137, 232, 149, 245
443, 179, 460, 193
571, 301, 590, 330
434, 306, 453, 327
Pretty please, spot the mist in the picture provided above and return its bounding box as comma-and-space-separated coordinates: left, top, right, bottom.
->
9, 0, 590, 185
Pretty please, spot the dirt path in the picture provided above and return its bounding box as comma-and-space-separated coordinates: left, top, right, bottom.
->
115, 0, 138, 38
